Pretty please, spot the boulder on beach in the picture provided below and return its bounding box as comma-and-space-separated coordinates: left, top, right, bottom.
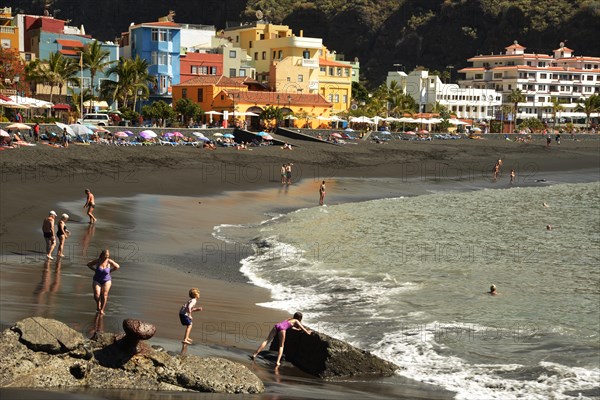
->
269, 328, 398, 379
0, 317, 264, 394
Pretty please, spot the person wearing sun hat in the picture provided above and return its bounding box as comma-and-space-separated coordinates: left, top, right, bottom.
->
42, 211, 57, 260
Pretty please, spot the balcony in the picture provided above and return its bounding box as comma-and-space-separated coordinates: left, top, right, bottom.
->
301, 59, 318, 69
0, 26, 16, 34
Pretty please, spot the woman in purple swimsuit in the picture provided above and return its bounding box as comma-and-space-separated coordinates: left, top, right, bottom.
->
87, 249, 120, 314
251, 312, 312, 367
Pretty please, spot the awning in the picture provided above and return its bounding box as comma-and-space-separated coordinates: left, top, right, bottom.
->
53, 103, 71, 111
83, 100, 109, 108
59, 49, 79, 56
56, 39, 84, 48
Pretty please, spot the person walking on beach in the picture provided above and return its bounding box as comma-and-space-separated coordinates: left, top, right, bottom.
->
179, 288, 203, 344
56, 213, 70, 258
33, 122, 40, 142
42, 211, 57, 260
251, 312, 312, 367
319, 180, 326, 205
84, 189, 97, 224
510, 169, 516, 184
285, 163, 293, 185
87, 249, 120, 314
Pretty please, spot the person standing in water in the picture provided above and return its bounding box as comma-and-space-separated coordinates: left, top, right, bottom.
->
319, 181, 326, 205
56, 213, 70, 258
251, 312, 312, 367
87, 249, 120, 314
84, 189, 97, 224
42, 211, 57, 260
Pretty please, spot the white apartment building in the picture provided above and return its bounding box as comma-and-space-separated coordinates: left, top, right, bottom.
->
387, 70, 502, 120
458, 41, 600, 122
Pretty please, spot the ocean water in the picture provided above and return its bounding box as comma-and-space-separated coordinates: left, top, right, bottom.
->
216, 182, 600, 399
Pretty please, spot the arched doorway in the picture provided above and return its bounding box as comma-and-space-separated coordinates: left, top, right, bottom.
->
246, 106, 263, 130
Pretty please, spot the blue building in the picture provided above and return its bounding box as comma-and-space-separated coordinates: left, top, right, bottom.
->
23, 15, 118, 104
120, 20, 181, 104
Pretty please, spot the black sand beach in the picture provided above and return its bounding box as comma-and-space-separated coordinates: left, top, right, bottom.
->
1, 133, 599, 399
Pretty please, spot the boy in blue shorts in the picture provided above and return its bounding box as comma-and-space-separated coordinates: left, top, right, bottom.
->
179, 288, 203, 344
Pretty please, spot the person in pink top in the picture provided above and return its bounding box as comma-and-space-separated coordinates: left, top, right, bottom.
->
251, 312, 312, 367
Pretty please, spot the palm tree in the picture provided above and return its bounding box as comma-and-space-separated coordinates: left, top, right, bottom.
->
550, 97, 565, 131
82, 40, 114, 110
507, 89, 525, 133
68, 87, 92, 120
575, 94, 600, 131
100, 56, 153, 111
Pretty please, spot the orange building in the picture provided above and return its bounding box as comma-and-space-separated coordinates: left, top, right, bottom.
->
172, 74, 333, 128
0, 7, 19, 51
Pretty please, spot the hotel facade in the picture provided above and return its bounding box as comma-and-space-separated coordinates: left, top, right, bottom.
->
459, 41, 600, 122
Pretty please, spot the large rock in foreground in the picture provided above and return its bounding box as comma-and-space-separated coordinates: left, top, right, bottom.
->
270, 328, 397, 379
0, 318, 263, 394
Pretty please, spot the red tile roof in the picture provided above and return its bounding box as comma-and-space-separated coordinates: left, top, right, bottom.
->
505, 43, 526, 49
554, 47, 574, 52
319, 58, 348, 68
176, 75, 246, 87
56, 39, 83, 48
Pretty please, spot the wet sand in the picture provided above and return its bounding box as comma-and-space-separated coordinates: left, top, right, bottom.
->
1, 134, 598, 399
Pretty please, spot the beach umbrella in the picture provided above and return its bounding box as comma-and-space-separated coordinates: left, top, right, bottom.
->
6, 122, 31, 130
192, 132, 206, 138
263, 135, 274, 140
124, 131, 135, 136
196, 136, 210, 142
223, 133, 235, 139
114, 131, 129, 138
379, 131, 391, 135
55, 122, 75, 136
472, 127, 482, 132
86, 124, 109, 133
349, 116, 373, 124
0, 129, 9, 137
344, 128, 355, 132
163, 132, 174, 137
171, 132, 184, 138
331, 132, 342, 138
419, 129, 429, 134
256, 131, 269, 137
213, 132, 223, 137
69, 124, 93, 136
140, 130, 157, 138
405, 131, 416, 135
317, 116, 332, 121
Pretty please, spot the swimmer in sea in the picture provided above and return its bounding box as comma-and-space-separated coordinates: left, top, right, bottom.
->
489, 284, 499, 296
543, 202, 550, 208
251, 312, 312, 367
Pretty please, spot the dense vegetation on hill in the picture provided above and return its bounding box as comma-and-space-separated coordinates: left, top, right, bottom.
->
6, 0, 600, 87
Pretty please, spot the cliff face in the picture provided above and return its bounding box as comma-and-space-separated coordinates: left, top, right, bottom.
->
6, 0, 600, 86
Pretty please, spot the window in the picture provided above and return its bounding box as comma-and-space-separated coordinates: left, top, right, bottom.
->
239, 69, 246, 77
320, 66, 326, 73
182, 88, 187, 99
278, 50, 282, 59
328, 94, 333, 102
262, 51, 266, 60
334, 94, 340, 103
298, 74, 304, 82
493, 73, 502, 79
344, 68, 350, 77
475, 73, 483, 79
337, 68, 342, 76
329, 67, 334, 76
236, 36, 239, 43
538, 62, 546, 67
191, 66, 197, 74
197, 88, 203, 101
1, 39, 10, 49
342, 94, 348, 104
249, 41, 252, 48
540, 73, 547, 79
587, 75, 594, 81
229, 50, 236, 58
303, 50, 310, 59
151, 52, 169, 65
210, 67, 217, 75
229, 68, 236, 77
272, 51, 276, 60
254, 52, 258, 60
151, 29, 169, 42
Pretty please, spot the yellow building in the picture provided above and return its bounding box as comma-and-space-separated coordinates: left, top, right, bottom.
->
223, 22, 352, 114
0, 7, 19, 51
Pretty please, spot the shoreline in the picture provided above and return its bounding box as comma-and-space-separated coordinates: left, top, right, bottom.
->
1, 137, 599, 399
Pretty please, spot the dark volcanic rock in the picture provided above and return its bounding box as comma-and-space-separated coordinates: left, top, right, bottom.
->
0, 318, 263, 394
12, 317, 85, 354
270, 328, 397, 379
